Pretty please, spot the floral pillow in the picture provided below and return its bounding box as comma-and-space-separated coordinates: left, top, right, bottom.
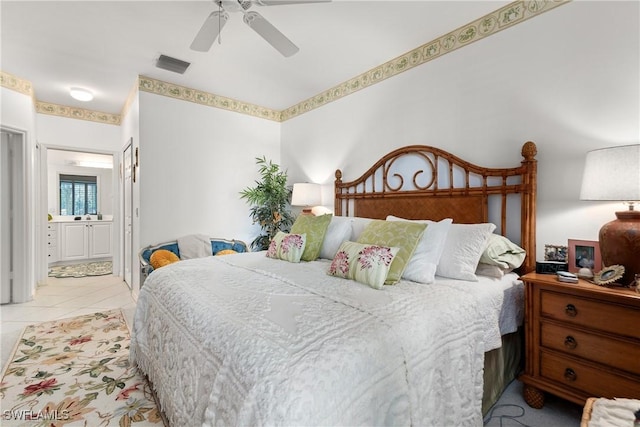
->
327, 241, 399, 290
266, 231, 307, 263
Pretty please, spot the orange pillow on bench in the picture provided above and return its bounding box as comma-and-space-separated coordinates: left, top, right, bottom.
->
215, 249, 237, 256
150, 249, 180, 270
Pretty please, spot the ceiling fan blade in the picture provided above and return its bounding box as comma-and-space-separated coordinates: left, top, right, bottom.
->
256, 0, 331, 5
190, 10, 229, 52
243, 11, 299, 57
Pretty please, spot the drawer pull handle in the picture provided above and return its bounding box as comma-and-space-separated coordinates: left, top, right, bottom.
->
565, 304, 578, 317
564, 336, 577, 349
564, 368, 577, 382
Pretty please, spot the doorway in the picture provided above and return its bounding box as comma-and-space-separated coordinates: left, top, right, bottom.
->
1, 128, 28, 304
44, 147, 116, 273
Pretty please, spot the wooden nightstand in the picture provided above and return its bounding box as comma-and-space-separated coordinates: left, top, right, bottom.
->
519, 272, 640, 409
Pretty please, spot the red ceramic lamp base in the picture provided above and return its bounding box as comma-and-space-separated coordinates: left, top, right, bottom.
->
599, 210, 640, 285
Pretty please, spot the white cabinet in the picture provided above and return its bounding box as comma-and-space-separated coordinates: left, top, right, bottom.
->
46, 223, 59, 264
89, 222, 113, 258
60, 222, 89, 261
59, 221, 112, 261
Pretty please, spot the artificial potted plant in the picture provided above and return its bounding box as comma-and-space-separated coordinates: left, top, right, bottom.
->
240, 156, 294, 251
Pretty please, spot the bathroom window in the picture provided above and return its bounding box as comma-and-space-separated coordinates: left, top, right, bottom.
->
60, 174, 97, 215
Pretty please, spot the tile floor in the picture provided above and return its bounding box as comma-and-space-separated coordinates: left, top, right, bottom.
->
1, 274, 136, 372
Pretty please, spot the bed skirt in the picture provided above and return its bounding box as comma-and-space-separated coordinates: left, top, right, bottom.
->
482, 329, 523, 415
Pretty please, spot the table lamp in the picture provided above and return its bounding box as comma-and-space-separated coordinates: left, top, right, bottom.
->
580, 144, 640, 285
291, 183, 321, 215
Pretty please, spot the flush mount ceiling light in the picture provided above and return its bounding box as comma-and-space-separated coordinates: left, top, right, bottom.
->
69, 87, 94, 102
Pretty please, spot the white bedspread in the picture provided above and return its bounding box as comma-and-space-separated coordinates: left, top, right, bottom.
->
131, 252, 520, 427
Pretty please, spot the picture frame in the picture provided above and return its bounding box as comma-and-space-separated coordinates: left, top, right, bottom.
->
567, 239, 601, 273
544, 244, 567, 262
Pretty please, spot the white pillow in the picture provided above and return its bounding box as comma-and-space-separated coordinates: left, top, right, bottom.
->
475, 263, 507, 279
436, 223, 496, 281
386, 215, 453, 284
319, 216, 353, 260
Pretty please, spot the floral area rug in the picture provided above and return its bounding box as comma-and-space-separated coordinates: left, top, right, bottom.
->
0, 309, 165, 426
48, 262, 112, 279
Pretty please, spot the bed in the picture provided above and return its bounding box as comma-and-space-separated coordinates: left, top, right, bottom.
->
130, 141, 538, 426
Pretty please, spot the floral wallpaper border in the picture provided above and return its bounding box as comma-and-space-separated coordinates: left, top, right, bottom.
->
2, 0, 569, 125
280, 0, 569, 121
0, 70, 34, 99
137, 76, 280, 122
1, 71, 122, 126
35, 101, 121, 126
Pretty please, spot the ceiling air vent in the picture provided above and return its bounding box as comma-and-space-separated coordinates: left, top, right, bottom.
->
156, 54, 191, 74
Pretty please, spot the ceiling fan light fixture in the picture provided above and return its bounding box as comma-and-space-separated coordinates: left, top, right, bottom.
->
69, 87, 94, 102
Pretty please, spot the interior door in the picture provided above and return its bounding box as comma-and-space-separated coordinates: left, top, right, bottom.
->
1, 131, 10, 303
1, 129, 27, 304
123, 143, 133, 289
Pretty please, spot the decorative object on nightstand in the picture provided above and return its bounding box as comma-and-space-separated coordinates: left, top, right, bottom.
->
291, 182, 321, 215
593, 265, 625, 286
536, 261, 569, 274
580, 144, 640, 286
518, 273, 640, 410
567, 239, 601, 275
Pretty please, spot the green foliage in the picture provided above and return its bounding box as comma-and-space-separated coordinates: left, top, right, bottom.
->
240, 157, 293, 251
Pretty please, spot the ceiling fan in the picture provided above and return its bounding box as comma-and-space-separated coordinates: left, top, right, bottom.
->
190, 0, 330, 57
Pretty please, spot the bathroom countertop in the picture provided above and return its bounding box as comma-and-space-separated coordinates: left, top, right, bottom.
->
49, 216, 113, 223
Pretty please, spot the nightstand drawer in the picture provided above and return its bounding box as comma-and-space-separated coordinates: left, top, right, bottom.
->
540, 290, 638, 339
541, 322, 640, 375
540, 351, 640, 399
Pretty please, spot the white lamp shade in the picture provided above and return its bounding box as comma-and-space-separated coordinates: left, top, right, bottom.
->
580, 144, 640, 201
291, 183, 321, 207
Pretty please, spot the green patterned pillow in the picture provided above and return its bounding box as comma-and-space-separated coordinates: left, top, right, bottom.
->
328, 241, 399, 290
357, 220, 427, 284
266, 231, 306, 263
290, 214, 332, 261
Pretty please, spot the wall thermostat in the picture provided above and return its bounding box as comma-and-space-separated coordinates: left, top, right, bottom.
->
536, 261, 569, 274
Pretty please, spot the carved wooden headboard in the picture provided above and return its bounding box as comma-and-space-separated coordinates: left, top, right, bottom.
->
334, 142, 538, 273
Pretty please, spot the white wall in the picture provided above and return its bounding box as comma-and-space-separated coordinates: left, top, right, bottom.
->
138, 91, 281, 248
281, 1, 640, 261
37, 114, 122, 152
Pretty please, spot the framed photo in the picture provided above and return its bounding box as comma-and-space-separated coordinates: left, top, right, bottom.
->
567, 239, 601, 273
544, 244, 567, 262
